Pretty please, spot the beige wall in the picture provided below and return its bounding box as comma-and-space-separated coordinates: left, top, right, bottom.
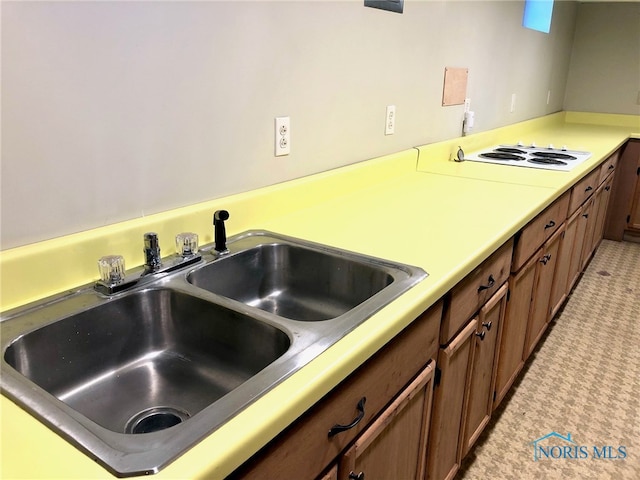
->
1, 1, 579, 249
564, 2, 640, 115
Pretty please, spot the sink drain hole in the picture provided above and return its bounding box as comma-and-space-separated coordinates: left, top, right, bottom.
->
125, 407, 190, 434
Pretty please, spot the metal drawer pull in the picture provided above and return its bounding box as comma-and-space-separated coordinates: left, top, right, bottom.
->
605, 186, 611, 191
609, 164, 614, 170
349, 472, 365, 480
328, 397, 366, 438
544, 220, 556, 229
540, 254, 552, 265
583, 213, 589, 219
476, 331, 486, 341
585, 186, 593, 192
477, 274, 495, 292
482, 321, 492, 331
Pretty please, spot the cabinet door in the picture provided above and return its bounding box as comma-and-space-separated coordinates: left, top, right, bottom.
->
567, 198, 593, 292
593, 176, 614, 249
550, 212, 578, 319
590, 179, 610, 254
524, 226, 563, 359
339, 363, 435, 480
460, 284, 507, 456
493, 256, 537, 409
580, 196, 599, 271
426, 320, 477, 480
628, 154, 640, 231
604, 140, 640, 240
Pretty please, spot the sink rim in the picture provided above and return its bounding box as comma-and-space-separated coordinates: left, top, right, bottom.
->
0, 230, 427, 477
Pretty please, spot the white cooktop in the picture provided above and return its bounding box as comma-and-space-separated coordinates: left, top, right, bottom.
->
465, 144, 592, 172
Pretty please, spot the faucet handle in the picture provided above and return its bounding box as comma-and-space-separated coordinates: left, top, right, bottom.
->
98, 255, 126, 285
176, 232, 199, 257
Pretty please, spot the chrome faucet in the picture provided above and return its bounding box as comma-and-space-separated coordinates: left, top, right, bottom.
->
96, 232, 202, 295
143, 232, 162, 273
213, 210, 230, 254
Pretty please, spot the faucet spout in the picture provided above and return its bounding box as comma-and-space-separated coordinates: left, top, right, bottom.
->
143, 232, 162, 272
213, 210, 230, 253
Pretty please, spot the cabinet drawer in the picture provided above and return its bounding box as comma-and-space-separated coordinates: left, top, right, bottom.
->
568, 168, 599, 214
598, 151, 619, 185
441, 240, 512, 345
512, 191, 569, 271
232, 301, 442, 480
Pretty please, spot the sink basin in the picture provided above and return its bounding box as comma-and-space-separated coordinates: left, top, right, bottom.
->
1, 230, 426, 477
188, 242, 394, 321
4, 288, 290, 435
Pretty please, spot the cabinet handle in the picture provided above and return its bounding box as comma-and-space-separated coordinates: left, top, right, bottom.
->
482, 321, 492, 331
476, 331, 486, 341
349, 472, 365, 480
585, 186, 593, 192
605, 186, 611, 191
477, 274, 495, 292
544, 220, 556, 229
583, 213, 589, 219
328, 397, 366, 438
540, 254, 552, 265
608, 164, 614, 170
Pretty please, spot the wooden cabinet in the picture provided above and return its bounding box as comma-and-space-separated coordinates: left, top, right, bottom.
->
427, 241, 513, 480
493, 255, 537, 408
523, 226, 563, 359
627, 157, 640, 231
605, 140, 640, 240
568, 168, 599, 215
597, 150, 619, 184
580, 195, 600, 271
426, 320, 477, 480
566, 197, 593, 292
549, 210, 579, 318
440, 240, 513, 344
231, 302, 441, 480
460, 284, 507, 456
512, 193, 569, 271
590, 175, 614, 254
338, 363, 435, 480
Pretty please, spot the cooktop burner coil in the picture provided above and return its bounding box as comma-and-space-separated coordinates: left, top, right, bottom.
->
528, 158, 568, 166
494, 147, 528, 155
479, 152, 526, 161
532, 151, 577, 161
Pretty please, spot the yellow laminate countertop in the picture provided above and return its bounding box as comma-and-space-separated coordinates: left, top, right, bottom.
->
1, 111, 639, 479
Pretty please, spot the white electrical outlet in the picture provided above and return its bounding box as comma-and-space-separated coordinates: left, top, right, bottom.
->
385, 105, 395, 135
510, 93, 517, 113
464, 98, 471, 113
275, 116, 290, 156
547, 90, 551, 105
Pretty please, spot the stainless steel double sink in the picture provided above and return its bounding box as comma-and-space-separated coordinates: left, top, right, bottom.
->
0, 230, 426, 477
